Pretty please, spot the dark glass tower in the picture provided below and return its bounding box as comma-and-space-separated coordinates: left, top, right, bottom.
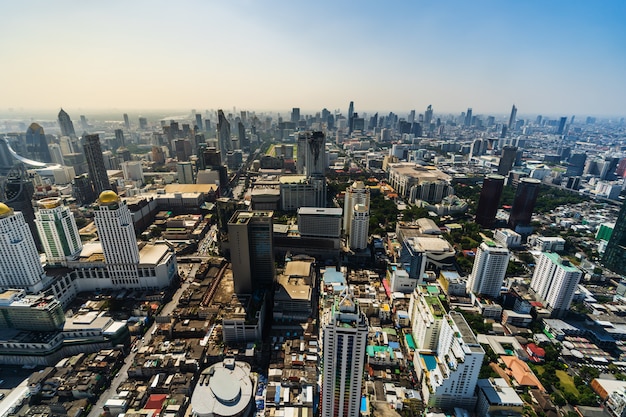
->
83, 134, 111, 195
217, 110, 232, 160
25, 123, 52, 163
58, 108, 76, 137
508, 178, 541, 230
475, 174, 505, 228
497, 146, 518, 176
603, 202, 626, 276
2, 163, 41, 250
72, 174, 96, 205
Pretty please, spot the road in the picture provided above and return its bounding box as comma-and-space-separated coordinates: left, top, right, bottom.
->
88, 280, 191, 417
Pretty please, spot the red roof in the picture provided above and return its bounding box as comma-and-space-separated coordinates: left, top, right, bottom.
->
530, 301, 544, 307
145, 394, 168, 410
527, 343, 546, 357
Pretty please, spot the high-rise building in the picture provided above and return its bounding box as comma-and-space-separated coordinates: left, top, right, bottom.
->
114, 129, 125, 148
475, 174, 505, 228
291, 107, 300, 123
228, 211, 275, 294
123, 113, 130, 129
93, 190, 140, 286
497, 146, 518, 176
138, 117, 148, 130
0, 203, 46, 293
424, 105, 433, 126
83, 134, 111, 195
466, 241, 510, 298
530, 252, 582, 318
603, 202, 626, 276
321, 289, 368, 417
35, 197, 82, 266
557, 116, 567, 135
302, 131, 326, 176
177, 161, 194, 184
195, 113, 203, 130
347, 101, 354, 134
508, 104, 517, 131
217, 110, 232, 159
508, 178, 541, 231
58, 108, 76, 137
565, 152, 587, 177
343, 181, 370, 240
72, 174, 96, 205
25, 123, 51, 163
464, 108, 473, 127
238, 121, 248, 148
2, 163, 40, 250
349, 204, 369, 251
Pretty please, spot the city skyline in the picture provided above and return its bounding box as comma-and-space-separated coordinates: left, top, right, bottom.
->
1, 1, 625, 116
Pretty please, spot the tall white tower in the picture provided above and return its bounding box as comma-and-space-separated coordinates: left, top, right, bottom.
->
321, 289, 368, 417
530, 252, 582, 318
466, 241, 510, 298
93, 190, 140, 286
349, 204, 369, 250
0, 203, 45, 293
343, 181, 370, 240
35, 197, 83, 266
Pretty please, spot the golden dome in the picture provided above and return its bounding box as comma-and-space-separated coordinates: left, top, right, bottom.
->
98, 190, 120, 205
38, 197, 62, 209
0, 203, 13, 218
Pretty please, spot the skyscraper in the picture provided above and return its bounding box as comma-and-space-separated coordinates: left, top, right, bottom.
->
0, 203, 46, 293
464, 108, 473, 127
83, 134, 111, 195
343, 181, 370, 240
35, 197, 82, 266
303, 131, 326, 176
123, 113, 130, 129
217, 110, 232, 159
58, 108, 76, 137
347, 101, 354, 134
72, 174, 96, 206
557, 117, 567, 135
291, 107, 300, 123
321, 289, 368, 417
508, 104, 517, 131
475, 174, 505, 228
467, 241, 510, 298
349, 204, 369, 251
238, 121, 248, 149
530, 252, 582, 318
2, 163, 41, 250
25, 123, 51, 163
195, 113, 203, 130
497, 146, 518, 176
603, 202, 626, 276
508, 178, 541, 231
228, 211, 275, 294
93, 190, 140, 286
424, 105, 433, 126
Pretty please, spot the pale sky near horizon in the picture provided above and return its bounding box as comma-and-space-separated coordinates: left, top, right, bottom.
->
1, 0, 625, 117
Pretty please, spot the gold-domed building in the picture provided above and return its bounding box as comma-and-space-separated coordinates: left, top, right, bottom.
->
0, 203, 13, 218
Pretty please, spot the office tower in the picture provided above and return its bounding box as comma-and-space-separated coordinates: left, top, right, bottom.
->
297, 207, 342, 238
48, 144, 64, 165
83, 134, 111, 195
114, 129, 125, 148
408, 288, 484, 409
138, 117, 148, 129
302, 131, 326, 176
72, 174, 96, 205
35, 197, 82, 266
177, 161, 194, 184
58, 108, 76, 137
80, 115, 89, 130
603, 202, 626, 276
424, 105, 433, 126
508, 104, 517, 131
464, 108, 473, 126
349, 204, 369, 251
93, 190, 140, 286
565, 152, 587, 177
195, 113, 203, 131
530, 252, 582, 318
217, 110, 232, 159
368, 112, 378, 130
347, 101, 354, 134
508, 178, 541, 231
25, 123, 52, 163
321, 289, 368, 417
0, 203, 46, 293
152, 146, 166, 165
121, 161, 144, 184
291, 107, 300, 123
557, 117, 567, 135
238, 121, 248, 148
123, 113, 130, 129
497, 146, 518, 176
174, 139, 192, 161
228, 211, 275, 294
2, 163, 41, 250
467, 241, 510, 298
343, 180, 370, 239
475, 174, 505, 228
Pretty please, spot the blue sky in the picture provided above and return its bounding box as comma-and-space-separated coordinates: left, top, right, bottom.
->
1, 0, 624, 116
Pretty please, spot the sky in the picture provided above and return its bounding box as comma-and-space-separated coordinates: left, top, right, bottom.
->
1, 0, 625, 117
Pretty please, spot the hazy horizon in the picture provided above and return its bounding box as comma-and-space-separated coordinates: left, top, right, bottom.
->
1, 1, 625, 117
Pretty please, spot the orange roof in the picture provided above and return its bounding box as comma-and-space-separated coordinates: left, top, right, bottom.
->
501, 355, 545, 391
145, 394, 168, 410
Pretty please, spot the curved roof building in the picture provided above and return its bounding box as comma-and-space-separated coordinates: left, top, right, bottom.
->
191, 359, 254, 417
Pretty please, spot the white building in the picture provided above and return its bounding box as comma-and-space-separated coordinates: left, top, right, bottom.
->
177, 161, 194, 184
121, 161, 144, 185
93, 191, 141, 286
0, 203, 46, 293
35, 197, 82, 266
476, 378, 524, 416
343, 181, 370, 240
534, 236, 565, 252
493, 228, 522, 248
349, 204, 369, 251
530, 252, 582, 318
321, 290, 368, 417
466, 241, 510, 298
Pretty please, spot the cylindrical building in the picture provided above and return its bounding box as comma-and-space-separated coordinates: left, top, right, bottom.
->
475, 174, 505, 229
508, 178, 541, 230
